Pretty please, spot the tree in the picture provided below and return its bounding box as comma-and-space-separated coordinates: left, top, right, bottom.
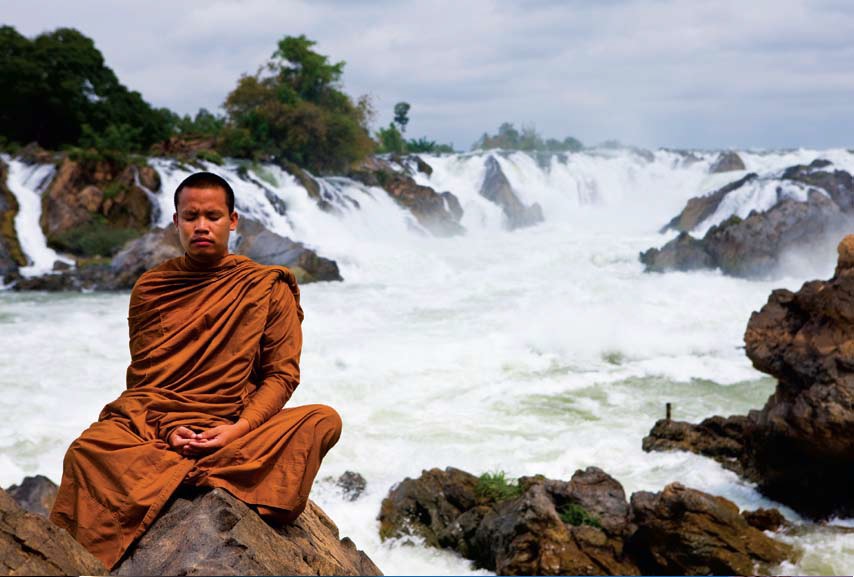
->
0, 26, 172, 151
393, 102, 410, 133
223, 35, 373, 172
376, 123, 406, 154
472, 121, 583, 152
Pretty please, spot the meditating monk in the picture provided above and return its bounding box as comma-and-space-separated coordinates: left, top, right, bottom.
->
50, 171, 342, 569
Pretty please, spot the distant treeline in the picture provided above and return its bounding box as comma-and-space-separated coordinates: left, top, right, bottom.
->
0, 26, 584, 173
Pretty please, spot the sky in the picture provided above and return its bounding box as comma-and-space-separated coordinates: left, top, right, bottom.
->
4, 0, 854, 150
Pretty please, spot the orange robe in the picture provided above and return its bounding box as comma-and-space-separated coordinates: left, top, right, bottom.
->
50, 254, 342, 569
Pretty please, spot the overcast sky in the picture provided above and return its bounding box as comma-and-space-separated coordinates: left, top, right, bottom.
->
4, 0, 854, 150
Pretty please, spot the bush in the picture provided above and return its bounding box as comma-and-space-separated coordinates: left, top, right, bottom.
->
52, 220, 141, 257
475, 471, 523, 502
559, 503, 601, 528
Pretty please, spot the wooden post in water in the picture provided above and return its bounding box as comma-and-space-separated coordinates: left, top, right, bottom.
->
666, 402, 672, 422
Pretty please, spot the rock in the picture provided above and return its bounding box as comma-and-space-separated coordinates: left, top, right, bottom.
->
642, 415, 750, 476
349, 157, 465, 236
782, 159, 854, 212
643, 190, 851, 278
233, 217, 342, 283
16, 142, 55, 165
5, 475, 58, 518
639, 231, 713, 273
149, 135, 219, 159
0, 160, 26, 282
473, 480, 638, 576
628, 483, 793, 575
742, 508, 789, 532
480, 156, 544, 229
336, 471, 367, 501
645, 236, 854, 519
0, 487, 107, 575
710, 151, 746, 173
114, 487, 380, 576
413, 156, 433, 176
378, 467, 479, 547
380, 466, 791, 575
280, 161, 334, 212
108, 226, 183, 289
660, 173, 758, 233
136, 166, 161, 192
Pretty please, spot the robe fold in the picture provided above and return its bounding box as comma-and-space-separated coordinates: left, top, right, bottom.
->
49, 254, 342, 569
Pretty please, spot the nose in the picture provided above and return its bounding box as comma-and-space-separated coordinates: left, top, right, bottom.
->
194, 217, 211, 232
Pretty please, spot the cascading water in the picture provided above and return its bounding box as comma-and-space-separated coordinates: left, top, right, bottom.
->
1, 148, 853, 574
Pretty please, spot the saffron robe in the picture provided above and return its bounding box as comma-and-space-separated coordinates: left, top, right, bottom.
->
49, 254, 342, 569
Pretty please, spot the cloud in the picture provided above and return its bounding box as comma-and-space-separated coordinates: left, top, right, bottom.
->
3, 0, 854, 149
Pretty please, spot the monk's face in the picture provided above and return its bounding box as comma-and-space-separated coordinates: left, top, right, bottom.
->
173, 186, 238, 264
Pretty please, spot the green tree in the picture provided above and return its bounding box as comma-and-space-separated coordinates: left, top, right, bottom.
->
393, 101, 410, 133
376, 123, 406, 154
0, 26, 172, 151
473, 121, 583, 152
222, 35, 373, 172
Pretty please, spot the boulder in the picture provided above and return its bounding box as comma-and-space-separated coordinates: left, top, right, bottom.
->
109, 226, 184, 289
349, 157, 464, 236
709, 151, 746, 173
639, 231, 713, 273
480, 156, 544, 229
335, 471, 367, 502
0, 487, 107, 575
233, 217, 342, 283
114, 488, 381, 576
0, 160, 26, 282
645, 235, 854, 519
628, 483, 793, 575
5, 475, 58, 518
741, 508, 789, 532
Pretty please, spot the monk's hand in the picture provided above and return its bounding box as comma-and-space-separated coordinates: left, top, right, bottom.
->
186, 419, 251, 454
168, 426, 201, 456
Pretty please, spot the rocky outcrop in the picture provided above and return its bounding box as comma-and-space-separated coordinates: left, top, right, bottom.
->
645, 236, 854, 519
480, 156, 544, 229
709, 151, 746, 173
5, 475, 58, 518
628, 483, 792, 576
0, 487, 107, 575
379, 466, 792, 575
335, 471, 367, 502
39, 156, 153, 258
349, 157, 464, 236
0, 159, 26, 282
642, 161, 854, 277
115, 488, 381, 576
660, 173, 757, 233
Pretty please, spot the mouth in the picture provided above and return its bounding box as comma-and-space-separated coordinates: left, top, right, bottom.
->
191, 238, 213, 247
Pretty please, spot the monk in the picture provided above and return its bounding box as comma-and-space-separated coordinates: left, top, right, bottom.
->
50, 171, 342, 570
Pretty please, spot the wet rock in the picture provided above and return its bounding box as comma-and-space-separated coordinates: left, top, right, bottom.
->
0, 487, 107, 575
0, 160, 26, 282
742, 508, 789, 532
16, 142, 56, 165
233, 217, 342, 283
136, 166, 161, 193
660, 173, 758, 233
480, 155, 544, 229
108, 226, 183, 289
114, 487, 381, 576
710, 151, 746, 173
413, 155, 433, 176
378, 467, 479, 547
149, 135, 219, 159
646, 236, 854, 519
349, 157, 464, 236
336, 471, 367, 501
628, 483, 793, 575
380, 466, 790, 575
643, 190, 851, 278
280, 160, 334, 212
642, 415, 750, 476
782, 159, 854, 212
5, 475, 58, 518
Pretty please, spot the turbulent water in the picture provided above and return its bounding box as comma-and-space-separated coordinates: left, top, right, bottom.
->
1, 148, 853, 574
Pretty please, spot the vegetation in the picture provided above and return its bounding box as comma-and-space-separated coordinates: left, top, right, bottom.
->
0, 26, 173, 152
221, 34, 374, 173
475, 471, 523, 502
52, 220, 141, 257
559, 503, 601, 528
375, 102, 455, 154
473, 122, 583, 152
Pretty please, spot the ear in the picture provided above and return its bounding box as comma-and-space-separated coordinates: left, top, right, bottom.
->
229, 211, 238, 232
172, 213, 178, 227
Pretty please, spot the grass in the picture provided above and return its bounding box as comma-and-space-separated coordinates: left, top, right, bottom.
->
475, 471, 523, 503
559, 502, 601, 528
